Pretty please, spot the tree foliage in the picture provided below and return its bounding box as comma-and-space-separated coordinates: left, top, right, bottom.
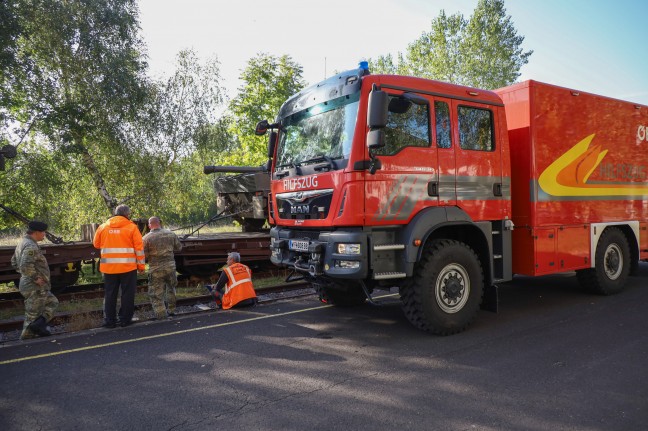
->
134, 49, 227, 225
222, 53, 306, 166
461, 0, 533, 88
1, 0, 151, 215
0, 0, 22, 116
147, 49, 225, 164
0, 4, 309, 235
370, 0, 532, 89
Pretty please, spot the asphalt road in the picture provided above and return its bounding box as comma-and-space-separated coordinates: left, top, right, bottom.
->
1, 264, 647, 431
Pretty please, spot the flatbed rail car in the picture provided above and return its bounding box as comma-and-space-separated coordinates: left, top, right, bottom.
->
0, 242, 98, 289
174, 231, 271, 277
0, 232, 271, 291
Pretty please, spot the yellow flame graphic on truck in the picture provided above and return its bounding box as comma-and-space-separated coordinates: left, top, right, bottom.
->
538, 134, 648, 197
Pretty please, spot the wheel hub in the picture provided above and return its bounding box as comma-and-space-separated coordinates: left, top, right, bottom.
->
604, 244, 623, 279
435, 264, 470, 314
606, 250, 619, 270
443, 274, 464, 302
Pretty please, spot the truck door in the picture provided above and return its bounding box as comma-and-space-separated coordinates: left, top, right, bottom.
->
434, 98, 457, 206
365, 91, 439, 225
450, 99, 504, 221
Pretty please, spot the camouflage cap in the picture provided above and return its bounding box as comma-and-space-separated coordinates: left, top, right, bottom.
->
28, 220, 48, 232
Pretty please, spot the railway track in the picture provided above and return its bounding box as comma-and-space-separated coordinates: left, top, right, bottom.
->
0, 281, 313, 339
0, 280, 146, 309
0, 268, 290, 309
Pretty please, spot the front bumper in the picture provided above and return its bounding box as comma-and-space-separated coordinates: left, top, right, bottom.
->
269, 227, 368, 279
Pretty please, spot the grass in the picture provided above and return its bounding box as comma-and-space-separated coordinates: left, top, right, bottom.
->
0, 230, 21, 246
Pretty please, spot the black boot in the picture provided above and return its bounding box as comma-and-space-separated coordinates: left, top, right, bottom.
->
27, 316, 51, 337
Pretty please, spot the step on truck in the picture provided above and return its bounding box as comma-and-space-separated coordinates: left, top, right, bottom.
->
257, 62, 648, 334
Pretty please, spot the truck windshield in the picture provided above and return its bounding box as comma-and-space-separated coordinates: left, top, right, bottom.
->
276, 92, 360, 169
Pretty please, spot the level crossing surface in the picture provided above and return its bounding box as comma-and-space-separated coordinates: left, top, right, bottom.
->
1, 266, 647, 431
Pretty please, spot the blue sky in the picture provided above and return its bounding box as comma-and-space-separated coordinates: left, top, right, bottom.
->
139, 0, 648, 104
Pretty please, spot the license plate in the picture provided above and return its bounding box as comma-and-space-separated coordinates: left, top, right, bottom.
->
289, 239, 309, 252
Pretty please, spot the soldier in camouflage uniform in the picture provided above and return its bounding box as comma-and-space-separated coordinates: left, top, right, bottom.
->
11, 221, 59, 339
143, 217, 182, 319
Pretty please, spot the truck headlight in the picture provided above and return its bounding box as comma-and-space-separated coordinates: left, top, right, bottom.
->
337, 243, 361, 254
335, 260, 360, 269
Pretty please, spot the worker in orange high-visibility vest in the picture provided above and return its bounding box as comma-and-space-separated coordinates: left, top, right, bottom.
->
206, 252, 257, 309
93, 204, 145, 328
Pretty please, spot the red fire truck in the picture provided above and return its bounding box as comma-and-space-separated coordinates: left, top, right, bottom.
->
260, 63, 648, 334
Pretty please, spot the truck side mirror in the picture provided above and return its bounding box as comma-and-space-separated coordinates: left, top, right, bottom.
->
367, 88, 389, 129
255, 120, 269, 136
367, 129, 385, 151
267, 131, 277, 158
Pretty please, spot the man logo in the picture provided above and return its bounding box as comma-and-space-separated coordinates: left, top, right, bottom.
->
290, 204, 310, 214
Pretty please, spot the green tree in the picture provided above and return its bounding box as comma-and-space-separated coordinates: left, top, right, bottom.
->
1, 0, 151, 215
368, 52, 407, 76
134, 49, 226, 225
404, 10, 466, 84
147, 49, 224, 164
223, 53, 306, 167
0, 0, 22, 116
460, 0, 532, 88
370, 0, 532, 89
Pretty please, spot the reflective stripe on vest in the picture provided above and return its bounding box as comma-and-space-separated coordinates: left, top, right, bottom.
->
135, 250, 145, 265
224, 266, 252, 294
102, 247, 136, 254
100, 257, 137, 264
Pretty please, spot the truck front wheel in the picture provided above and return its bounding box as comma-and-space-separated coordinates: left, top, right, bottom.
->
576, 227, 630, 295
400, 239, 483, 335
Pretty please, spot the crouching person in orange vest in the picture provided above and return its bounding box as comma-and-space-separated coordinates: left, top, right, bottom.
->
206, 252, 257, 309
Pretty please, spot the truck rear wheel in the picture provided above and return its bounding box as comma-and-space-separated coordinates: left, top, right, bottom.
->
400, 239, 483, 335
576, 227, 630, 295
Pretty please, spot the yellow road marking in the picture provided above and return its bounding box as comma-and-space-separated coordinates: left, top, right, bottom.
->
0, 304, 333, 365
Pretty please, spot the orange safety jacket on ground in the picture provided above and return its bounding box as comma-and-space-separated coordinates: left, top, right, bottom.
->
93, 216, 145, 274
221, 262, 256, 310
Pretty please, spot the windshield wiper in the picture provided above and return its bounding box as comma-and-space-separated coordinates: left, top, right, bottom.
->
298, 154, 340, 171
275, 162, 302, 178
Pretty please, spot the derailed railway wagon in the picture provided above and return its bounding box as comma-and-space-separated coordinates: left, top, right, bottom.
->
0, 231, 270, 292
0, 242, 97, 289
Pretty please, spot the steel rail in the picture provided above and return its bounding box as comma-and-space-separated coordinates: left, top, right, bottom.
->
0, 281, 312, 336
0, 269, 289, 310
